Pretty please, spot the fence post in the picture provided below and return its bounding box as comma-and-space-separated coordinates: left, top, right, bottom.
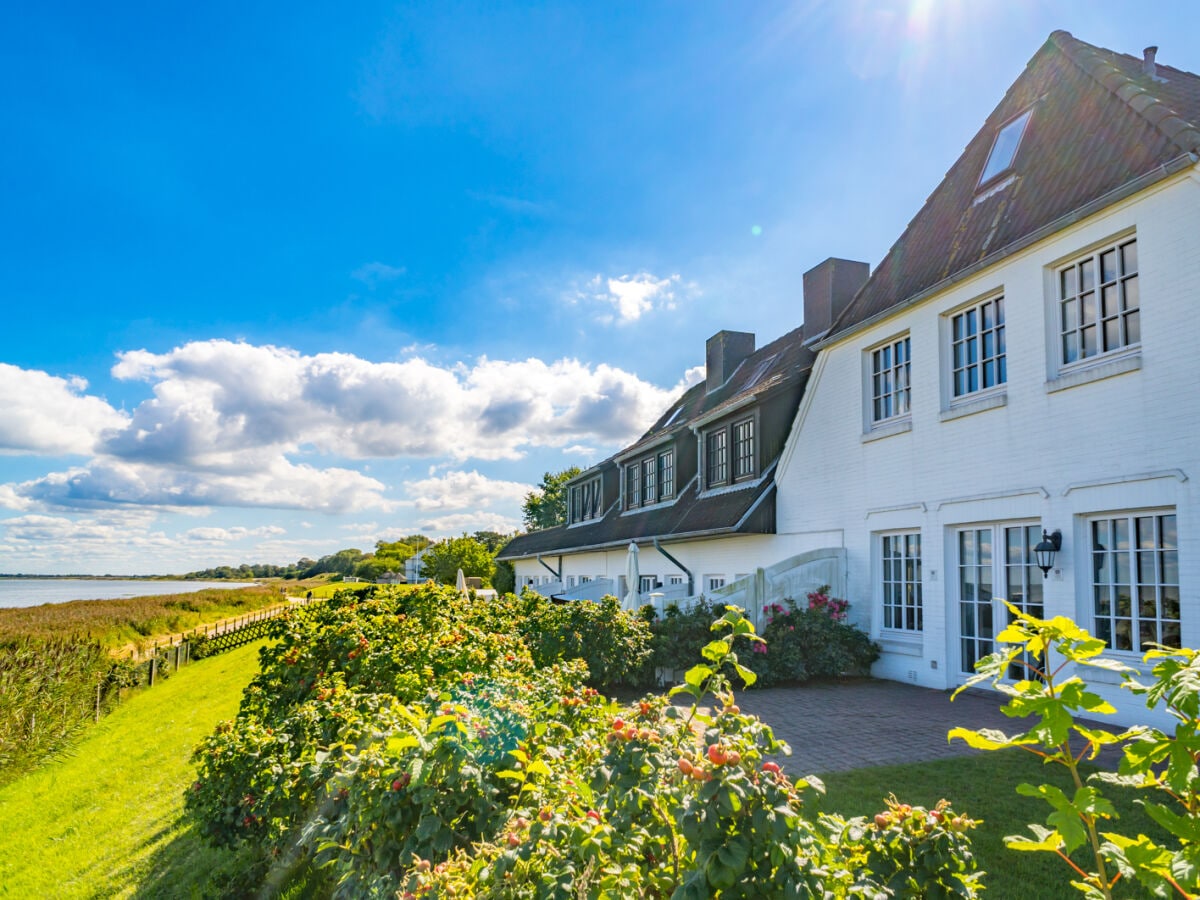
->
95, 683, 102, 722
148, 655, 155, 687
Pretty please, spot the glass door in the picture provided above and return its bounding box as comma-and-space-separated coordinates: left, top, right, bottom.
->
956, 522, 1041, 680
958, 528, 994, 676
1003, 525, 1044, 680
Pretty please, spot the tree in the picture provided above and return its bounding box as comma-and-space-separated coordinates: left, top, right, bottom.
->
471, 530, 513, 553
521, 467, 582, 531
420, 536, 496, 586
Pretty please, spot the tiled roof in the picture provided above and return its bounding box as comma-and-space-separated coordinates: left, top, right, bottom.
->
638, 324, 811, 443
828, 31, 1200, 340
497, 475, 776, 561
498, 327, 811, 560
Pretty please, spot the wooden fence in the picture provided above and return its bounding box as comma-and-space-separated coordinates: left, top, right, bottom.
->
123, 596, 326, 691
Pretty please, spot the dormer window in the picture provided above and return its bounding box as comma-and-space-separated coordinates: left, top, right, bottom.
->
978, 108, 1032, 187
702, 412, 758, 490
623, 446, 676, 510
568, 475, 602, 524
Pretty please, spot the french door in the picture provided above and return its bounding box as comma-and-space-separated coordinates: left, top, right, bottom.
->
957, 523, 1044, 680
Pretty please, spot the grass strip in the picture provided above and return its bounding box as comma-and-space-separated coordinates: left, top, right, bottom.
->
820, 750, 1161, 899
0, 640, 266, 899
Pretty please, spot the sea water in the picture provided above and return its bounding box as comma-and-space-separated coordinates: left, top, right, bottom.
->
0, 579, 256, 609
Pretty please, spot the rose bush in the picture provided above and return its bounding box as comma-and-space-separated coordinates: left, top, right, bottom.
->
187, 585, 980, 897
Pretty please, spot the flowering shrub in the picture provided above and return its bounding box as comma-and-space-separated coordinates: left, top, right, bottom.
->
806, 585, 849, 621
187, 587, 978, 896
746, 590, 879, 686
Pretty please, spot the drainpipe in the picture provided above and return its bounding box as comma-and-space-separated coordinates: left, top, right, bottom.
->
652, 538, 693, 595
536, 554, 561, 580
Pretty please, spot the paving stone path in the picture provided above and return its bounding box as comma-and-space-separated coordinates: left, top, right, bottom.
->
730, 679, 1059, 775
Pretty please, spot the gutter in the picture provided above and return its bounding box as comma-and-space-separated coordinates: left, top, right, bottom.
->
816, 152, 1199, 350
652, 538, 694, 595
498, 523, 763, 562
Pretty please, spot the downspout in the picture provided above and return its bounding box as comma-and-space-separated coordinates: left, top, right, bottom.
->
653, 539, 694, 596
536, 554, 561, 580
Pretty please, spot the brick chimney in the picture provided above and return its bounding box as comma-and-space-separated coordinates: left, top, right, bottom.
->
802, 257, 870, 338
1143, 45, 1158, 79
705, 330, 755, 394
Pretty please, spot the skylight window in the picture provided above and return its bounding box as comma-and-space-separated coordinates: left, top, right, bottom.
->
978, 108, 1032, 187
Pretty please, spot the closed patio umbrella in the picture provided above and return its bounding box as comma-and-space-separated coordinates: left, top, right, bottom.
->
456, 568, 468, 597
624, 542, 640, 610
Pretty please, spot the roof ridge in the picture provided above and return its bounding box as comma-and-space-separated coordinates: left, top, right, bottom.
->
1049, 30, 1200, 154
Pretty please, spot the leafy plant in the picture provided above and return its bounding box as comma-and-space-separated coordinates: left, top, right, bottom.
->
950, 603, 1200, 898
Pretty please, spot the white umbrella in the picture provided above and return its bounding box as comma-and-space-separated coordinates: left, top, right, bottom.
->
456, 568, 468, 597
624, 542, 640, 610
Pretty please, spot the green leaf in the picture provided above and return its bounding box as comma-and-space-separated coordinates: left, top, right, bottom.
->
701, 640, 728, 663
495, 769, 524, 781
1142, 801, 1200, 843
684, 665, 712, 688
385, 735, 419, 754
948, 727, 1018, 750
1004, 823, 1064, 853
733, 662, 757, 687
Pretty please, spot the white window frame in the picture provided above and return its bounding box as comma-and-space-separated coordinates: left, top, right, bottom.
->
568, 474, 603, 524
878, 531, 923, 634
668, 575, 685, 587
944, 293, 1006, 401
706, 575, 726, 593
866, 334, 911, 427
1086, 509, 1179, 655
1055, 235, 1140, 371
639, 575, 658, 593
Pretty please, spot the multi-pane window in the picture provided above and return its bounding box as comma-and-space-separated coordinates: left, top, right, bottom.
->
707, 576, 726, 592
668, 575, 685, 587
706, 429, 728, 487
881, 533, 922, 632
639, 575, 658, 593
625, 447, 675, 510
733, 418, 755, 479
1091, 512, 1179, 652
1059, 238, 1139, 365
625, 464, 640, 508
658, 449, 674, 499
871, 336, 911, 423
951, 297, 1006, 397
568, 476, 602, 524
641, 458, 656, 504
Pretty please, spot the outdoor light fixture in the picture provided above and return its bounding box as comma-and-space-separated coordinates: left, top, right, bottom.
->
1034, 529, 1062, 577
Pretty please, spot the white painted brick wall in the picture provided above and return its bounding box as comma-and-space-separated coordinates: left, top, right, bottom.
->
777, 170, 1200, 726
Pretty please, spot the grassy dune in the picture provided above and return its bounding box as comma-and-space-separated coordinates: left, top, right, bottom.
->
0, 640, 266, 899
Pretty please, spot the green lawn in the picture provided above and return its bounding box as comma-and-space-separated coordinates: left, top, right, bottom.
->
821, 750, 1162, 899
0, 641, 266, 899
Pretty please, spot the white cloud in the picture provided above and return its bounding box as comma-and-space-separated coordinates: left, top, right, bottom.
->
0, 363, 129, 456
185, 525, 287, 542
9, 457, 390, 514
2, 340, 690, 516
403, 470, 532, 511
416, 510, 523, 536
579, 272, 691, 323
350, 261, 406, 286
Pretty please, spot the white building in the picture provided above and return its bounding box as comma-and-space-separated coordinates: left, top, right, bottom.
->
775, 32, 1200, 724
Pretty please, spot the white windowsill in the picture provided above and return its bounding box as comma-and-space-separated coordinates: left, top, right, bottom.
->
1046, 350, 1141, 394
862, 417, 912, 444
878, 632, 924, 656
1082, 654, 1152, 686
940, 391, 1007, 422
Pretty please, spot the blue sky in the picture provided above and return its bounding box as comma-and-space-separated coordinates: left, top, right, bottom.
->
1, 1, 1197, 574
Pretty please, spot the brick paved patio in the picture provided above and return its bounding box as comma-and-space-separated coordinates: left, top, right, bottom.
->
729, 679, 1028, 774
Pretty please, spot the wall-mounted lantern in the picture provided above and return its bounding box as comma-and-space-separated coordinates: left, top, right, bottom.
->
1034, 529, 1062, 578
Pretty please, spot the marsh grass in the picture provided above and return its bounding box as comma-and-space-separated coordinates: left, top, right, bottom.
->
0, 584, 285, 649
